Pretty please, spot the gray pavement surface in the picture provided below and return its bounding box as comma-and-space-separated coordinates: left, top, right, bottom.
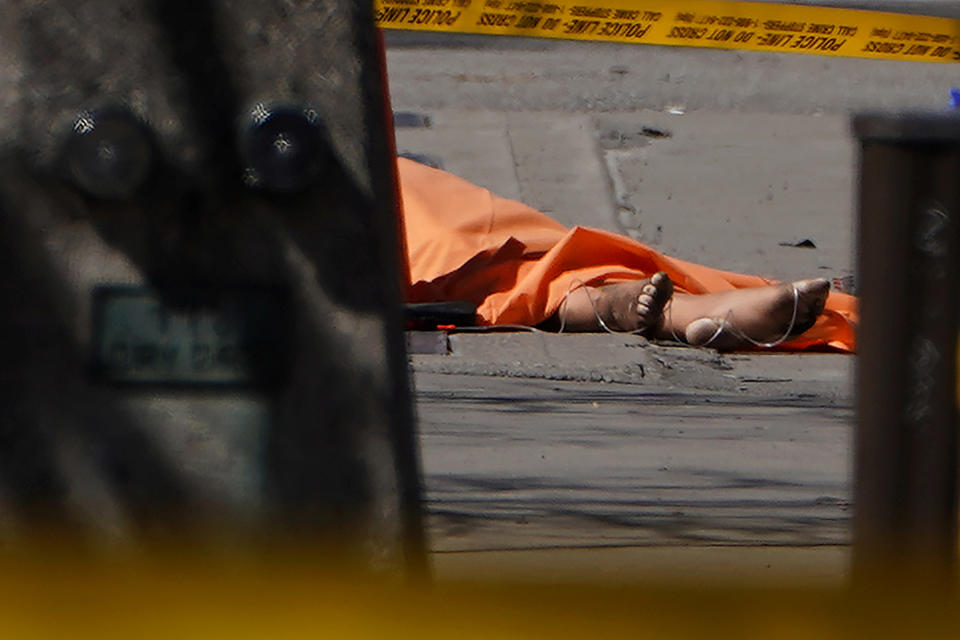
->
413, 335, 853, 580
384, 23, 929, 578
416, 365, 851, 552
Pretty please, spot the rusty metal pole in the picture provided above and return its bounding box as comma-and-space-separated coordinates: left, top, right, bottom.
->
853, 113, 960, 588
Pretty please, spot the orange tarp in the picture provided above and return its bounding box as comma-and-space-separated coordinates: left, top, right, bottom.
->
397, 157, 857, 352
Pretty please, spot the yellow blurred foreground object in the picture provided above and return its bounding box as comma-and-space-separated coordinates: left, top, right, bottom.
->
2, 545, 960, 639
376, 0, 960, 64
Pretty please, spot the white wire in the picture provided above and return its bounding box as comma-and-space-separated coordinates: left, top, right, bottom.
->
446, 278, 648, 336
441, 281, 802, 350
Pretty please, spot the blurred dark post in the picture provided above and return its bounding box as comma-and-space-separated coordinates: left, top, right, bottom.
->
853, 113, 960, 588
0, 0, 426, 576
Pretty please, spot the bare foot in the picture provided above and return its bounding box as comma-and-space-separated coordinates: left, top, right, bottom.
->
660, 278, 830, 350
551, 271, 674, 334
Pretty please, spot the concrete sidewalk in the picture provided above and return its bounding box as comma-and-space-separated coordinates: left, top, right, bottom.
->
394, 108, 855, 285
386, 32, 954, 287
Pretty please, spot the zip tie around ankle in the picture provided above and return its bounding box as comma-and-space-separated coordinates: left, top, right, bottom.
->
558, 278, 608, 334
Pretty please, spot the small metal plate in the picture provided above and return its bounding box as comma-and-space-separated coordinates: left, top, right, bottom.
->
405, 331, 450, 355
91, 287, 288, 387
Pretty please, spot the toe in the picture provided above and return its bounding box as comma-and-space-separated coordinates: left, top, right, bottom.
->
649, 272, 673, 304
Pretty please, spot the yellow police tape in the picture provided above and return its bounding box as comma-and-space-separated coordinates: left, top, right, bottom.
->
375, 0, 960, 63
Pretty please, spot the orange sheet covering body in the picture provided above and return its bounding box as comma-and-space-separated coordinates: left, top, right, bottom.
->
397, 158, 857, 352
